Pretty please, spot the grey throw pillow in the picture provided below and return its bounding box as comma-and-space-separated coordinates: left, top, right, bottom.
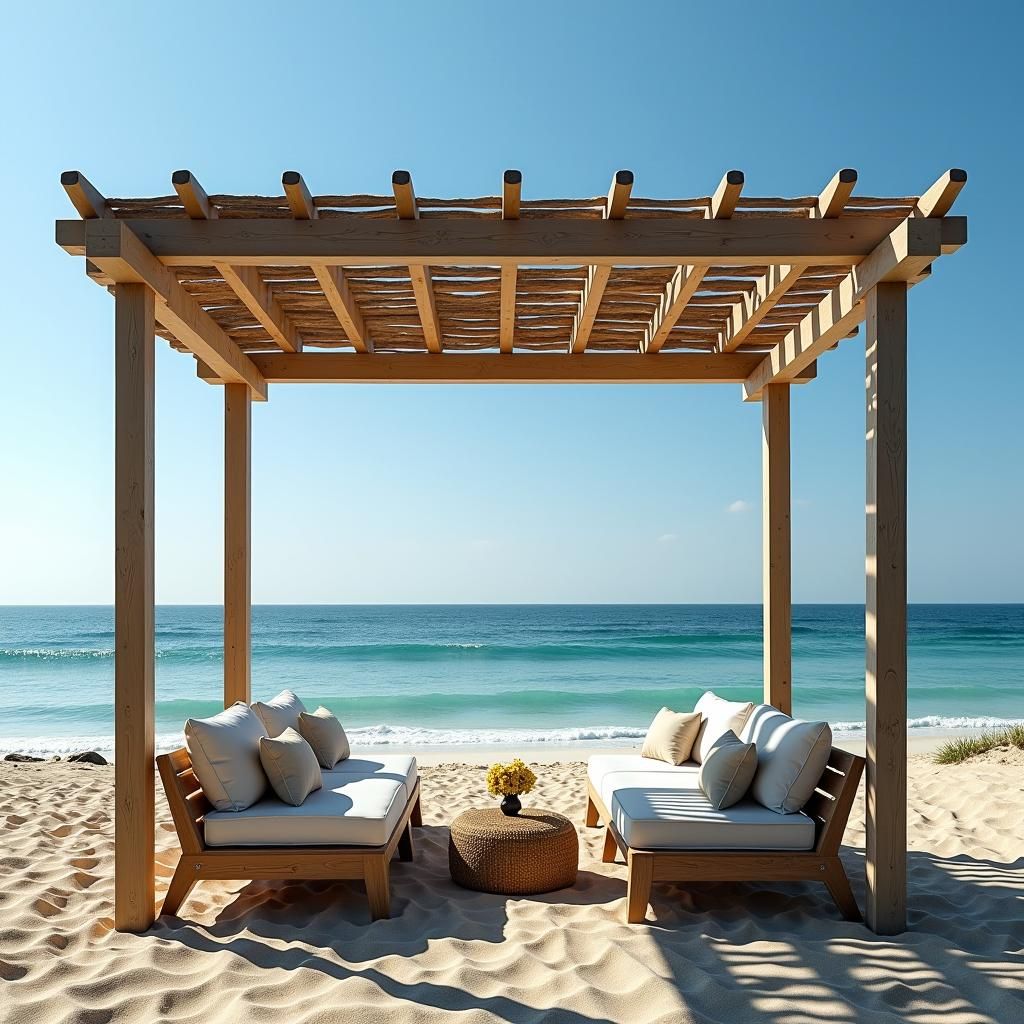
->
740, 704, 832, 814
259, 727, 323, 806
698, 730, 758, 809
185, 702, 268, 811
641, 707, 702, 765
298, 706, 351, 768
251, 689, 307, 738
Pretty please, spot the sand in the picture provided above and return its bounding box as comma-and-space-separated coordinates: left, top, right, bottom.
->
2, 752, 1022, 1024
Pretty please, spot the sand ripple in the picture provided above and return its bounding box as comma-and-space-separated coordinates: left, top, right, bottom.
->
1, 754, 1022, 1023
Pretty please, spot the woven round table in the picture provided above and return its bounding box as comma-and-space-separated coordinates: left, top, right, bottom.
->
448, 808, 579, 896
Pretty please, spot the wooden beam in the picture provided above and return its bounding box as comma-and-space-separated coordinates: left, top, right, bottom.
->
742, 216, 961, 400
393, 171, 442, 353
643, 171, 742, 354
282, 170, 317, 220
569, 171, 632, 354
814, 168, 858, 219
198, 352, 818, 386
224, 384, 251, 708
762, 384, 791, 715
500, 170, 521, 353
718, 263, 804, 353
865, 281, 908, 935
55, 215, 957, 268
172, 170, 218, 220
214, 264, 303, 353
914, 168, 967, 218
113, 282, 155, 932
84, 219, 267, 400
61, 170, 110, 219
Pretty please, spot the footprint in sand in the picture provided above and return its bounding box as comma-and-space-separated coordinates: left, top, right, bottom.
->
70, 856, 99, 870
45, 824, 74, 838
45, 933, 70, 951
0, 959, 29, 981
32, 897, 66, 918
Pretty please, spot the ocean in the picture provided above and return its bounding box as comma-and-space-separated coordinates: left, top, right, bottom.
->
0, 604, 1021, 758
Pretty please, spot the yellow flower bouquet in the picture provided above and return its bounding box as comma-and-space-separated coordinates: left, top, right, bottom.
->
486, 758, 537, 816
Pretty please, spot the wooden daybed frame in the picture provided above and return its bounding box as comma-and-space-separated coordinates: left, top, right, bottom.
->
585, 746, 865, 924
156, 747, 423, 921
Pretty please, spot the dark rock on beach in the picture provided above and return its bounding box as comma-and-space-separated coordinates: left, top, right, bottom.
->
68, 751, 108, 765
4, 753, 44, 762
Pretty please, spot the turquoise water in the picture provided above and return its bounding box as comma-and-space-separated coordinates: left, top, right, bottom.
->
0, 604, 1021, 756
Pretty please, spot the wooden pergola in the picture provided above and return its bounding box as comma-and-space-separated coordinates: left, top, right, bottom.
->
56, 166, 967, 936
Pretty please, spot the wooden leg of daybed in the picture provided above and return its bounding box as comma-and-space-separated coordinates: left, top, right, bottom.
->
398, 821, 415, 862
626, 851, 653, 924
585, 792, 600, 827
410, 793, 423, 827
160, 861, 198, 918
365, 858, 391, 921
602, 827, 619, 864
824, 859, 862, 922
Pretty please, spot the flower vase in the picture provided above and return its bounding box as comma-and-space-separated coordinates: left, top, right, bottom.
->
500, 794, 521, 816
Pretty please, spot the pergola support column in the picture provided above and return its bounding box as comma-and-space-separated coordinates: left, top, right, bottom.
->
224, 384, 252, 706
865, 281, 908, 934
113, 283, 156, 932
762, 384, 792, 714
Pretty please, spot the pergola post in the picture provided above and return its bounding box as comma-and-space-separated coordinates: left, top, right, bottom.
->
865, 281, 908, 934
113, 283, 156, 932
762, 384, 792, 714
224, 384, 252, 706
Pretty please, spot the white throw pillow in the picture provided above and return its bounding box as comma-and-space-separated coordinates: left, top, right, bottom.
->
251, 689, 307, 737
185, 702, 268, 811
740, 704, 832, 814
692, 691, 755, 764
698, 730, 758, 809
641, 708, 702, 765
259, 727, 323, 807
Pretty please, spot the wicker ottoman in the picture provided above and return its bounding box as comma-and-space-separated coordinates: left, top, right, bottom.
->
448, 808, 578, 896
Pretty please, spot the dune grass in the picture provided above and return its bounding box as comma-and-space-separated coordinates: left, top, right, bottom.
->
933, 724, 1024, 764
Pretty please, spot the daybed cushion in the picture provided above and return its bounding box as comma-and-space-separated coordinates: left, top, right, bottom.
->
204, 775, 407, 848
185, 702, 268, 812
692, 691, 755, 764
299, 706, 351, 768
588, 754, 699, 796
601, 768, 815, 851
251, 689, 307, 737
697, 730, 757, 810
740, 704, 832, 814
322, 754, 418, 803
641, 707, 702, 765
258, 727, 322, 806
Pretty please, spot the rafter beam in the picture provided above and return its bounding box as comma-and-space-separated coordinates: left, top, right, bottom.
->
500, 170, 521, 354
742, 216, 963, 401
172, 170, 218, 220
61, 170, 110, 219
643, 171, 742, 353
55, 215, 935, 268
282, 171, 371, 353
83, 219, 267, 400
215, 264, 303, 353
199, 352, 817, 386
569, 171, 632, 354
718, 264, 805, 352
813, 168, 858, 219
914, 168, 967, 219
393, 171, 442, 353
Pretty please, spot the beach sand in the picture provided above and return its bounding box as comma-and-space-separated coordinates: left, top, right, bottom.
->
2, 751, 1022, 1023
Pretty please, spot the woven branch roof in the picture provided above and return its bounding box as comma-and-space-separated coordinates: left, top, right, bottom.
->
60, 168, 966, 361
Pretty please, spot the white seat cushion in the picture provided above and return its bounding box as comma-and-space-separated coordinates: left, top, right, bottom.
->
205, 776, 406, 848
322, 754, 418, 802
588, 754, 699, 795
602, 769, 815, 851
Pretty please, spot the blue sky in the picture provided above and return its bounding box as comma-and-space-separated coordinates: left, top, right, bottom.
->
0, 1, 1019, 604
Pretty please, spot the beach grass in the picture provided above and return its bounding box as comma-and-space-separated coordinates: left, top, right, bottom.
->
933, 723, 1024, 764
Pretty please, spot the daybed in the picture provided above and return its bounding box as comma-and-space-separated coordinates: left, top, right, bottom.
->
585, 696, 864, 923
157, 693, 422, 921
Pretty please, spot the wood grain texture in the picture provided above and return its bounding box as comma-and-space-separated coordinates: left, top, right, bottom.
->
223, 384, 251, 707
215, 264, 303, 353
865, 281, 908, 935
762, 384, 792, 714
198, 352, 818, 385
114, 283, 156, 933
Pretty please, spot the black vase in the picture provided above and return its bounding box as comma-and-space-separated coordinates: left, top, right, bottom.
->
500, 794, 522, 816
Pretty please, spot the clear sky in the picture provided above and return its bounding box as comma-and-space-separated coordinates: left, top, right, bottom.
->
0, 1, 1020, 604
